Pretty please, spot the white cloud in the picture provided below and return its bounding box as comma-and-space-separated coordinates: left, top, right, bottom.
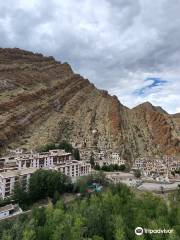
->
0, 0, 179, 113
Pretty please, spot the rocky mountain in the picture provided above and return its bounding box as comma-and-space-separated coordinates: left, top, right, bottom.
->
0, 48, 179, 160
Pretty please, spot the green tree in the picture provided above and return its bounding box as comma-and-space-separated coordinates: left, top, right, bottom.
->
29, 169, 70, 203
70, 216, 84, 240
58, 140, 73, 153
134, 169, 141, 178
94, 164, 100, 170
13, 181, 28, 208
38, 141, 75, 154
2, 231, 12, 240
38, 143, 56, 152
90, 153, 95, 167
52, 191, 60, 205
32, 207, 46, 226
73, 148, 80, 160
95, 164, 126, 172
1, 182, 180, 240
22, 227, 36, 240
114, 216, 125, 240
92, 236, 104, 240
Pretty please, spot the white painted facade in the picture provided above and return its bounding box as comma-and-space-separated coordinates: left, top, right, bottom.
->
0, 204, 13, 219
0, 204, 22, 220
0, 168, 36, 199
95, 158, 125, 167
133, 156, 180, 177
111, 152, 121, 160
55, 160, 91, 179
0, 149, 91, 199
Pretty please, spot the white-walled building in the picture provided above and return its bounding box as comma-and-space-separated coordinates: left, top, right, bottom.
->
0, 204, 22, 220
133, 156, 180, 178
111, 152, 121, 160
0, 168, 36, 199
55, 160, 91, 180
0, 149, 91, 199
16, 149, 72, 170
94, 152, 125, 167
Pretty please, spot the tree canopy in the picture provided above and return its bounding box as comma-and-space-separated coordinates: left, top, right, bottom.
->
38, 141, 81, 160
13, 169, 72, 209
94, 164, 126, 172
1, 183, 180, 240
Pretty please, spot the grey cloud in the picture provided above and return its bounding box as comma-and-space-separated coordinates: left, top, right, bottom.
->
0, 0, 179, 113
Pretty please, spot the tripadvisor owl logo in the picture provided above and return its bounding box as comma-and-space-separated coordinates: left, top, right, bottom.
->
135, 227, 174, 236
135, 227, 143, 236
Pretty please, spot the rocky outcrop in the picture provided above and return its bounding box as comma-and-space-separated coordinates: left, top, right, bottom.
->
0, 48, 179, 159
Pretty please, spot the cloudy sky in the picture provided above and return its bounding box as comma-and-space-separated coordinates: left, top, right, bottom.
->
0, 0, 180, 113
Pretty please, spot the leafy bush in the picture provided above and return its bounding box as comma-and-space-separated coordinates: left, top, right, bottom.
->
13, 169, 71, 208
1, 183, 180, 240
38, 141, 81, 160
94, 164, 126, 172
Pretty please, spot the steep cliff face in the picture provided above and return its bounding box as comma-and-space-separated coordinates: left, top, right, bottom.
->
0, 48, 179, 159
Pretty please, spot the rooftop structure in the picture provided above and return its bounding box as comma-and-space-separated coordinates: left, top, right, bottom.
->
133, 156, 180, 179
0, 148, 91, 199
0, 204, 22, 220
0, 167, 37, 199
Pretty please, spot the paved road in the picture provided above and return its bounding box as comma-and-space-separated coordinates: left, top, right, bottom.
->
138, 181, 180, 192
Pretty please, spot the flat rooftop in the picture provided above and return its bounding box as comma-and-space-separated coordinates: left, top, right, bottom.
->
0, 167, 37, 178
0, 204, 14, 212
